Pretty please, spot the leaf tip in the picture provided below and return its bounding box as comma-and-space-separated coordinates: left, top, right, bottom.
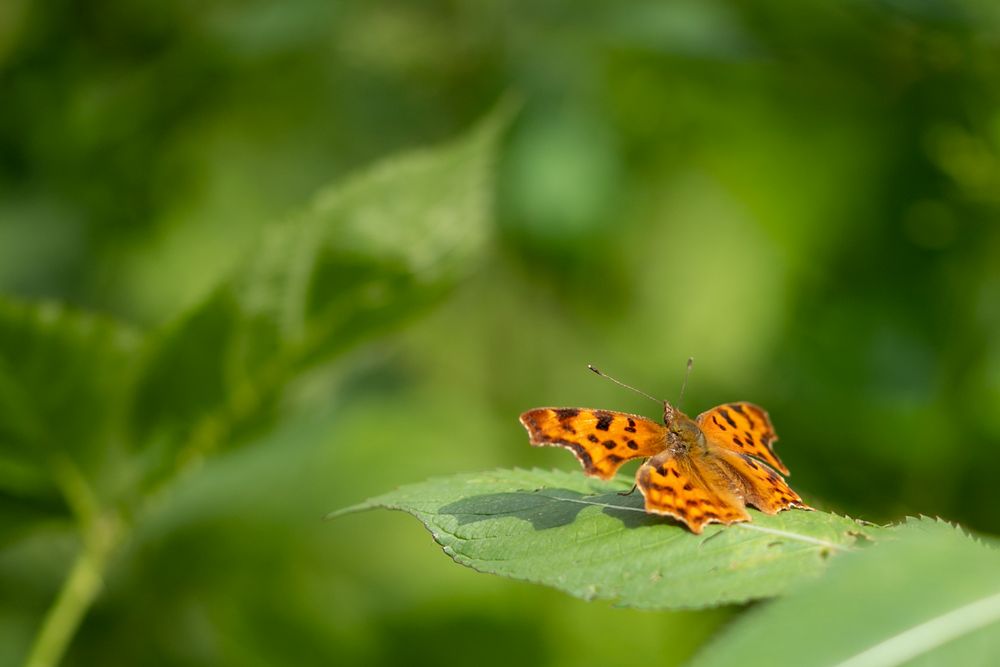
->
324, 503, 369, 521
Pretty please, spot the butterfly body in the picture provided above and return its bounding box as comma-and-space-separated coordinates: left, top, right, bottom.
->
663, 409, 706, 455
519, 401, 810, 533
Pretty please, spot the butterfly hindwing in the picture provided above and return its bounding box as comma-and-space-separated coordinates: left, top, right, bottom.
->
712, 448, 812, 514
697, 402, 789, 475
635, 452, 750, 534
519, 408, 666, 480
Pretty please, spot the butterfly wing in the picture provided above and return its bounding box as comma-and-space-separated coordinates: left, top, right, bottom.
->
635, 452, 751, 534
711, 448, 812, 514
697, 402, 789, 475
519, 408, 667, 480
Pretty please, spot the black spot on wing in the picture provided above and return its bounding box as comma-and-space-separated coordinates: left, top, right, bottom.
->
595, 411, 614, 431
746, 404, 768, 424
729, 403, 756, 429
554, 408, 580, 420
718, 408, 738, 429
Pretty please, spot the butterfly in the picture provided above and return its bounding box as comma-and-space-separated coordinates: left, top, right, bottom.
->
519, 367, 811, 533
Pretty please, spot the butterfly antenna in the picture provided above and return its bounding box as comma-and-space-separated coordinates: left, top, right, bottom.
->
587, 365, 662, 405
677, 357, 694, 407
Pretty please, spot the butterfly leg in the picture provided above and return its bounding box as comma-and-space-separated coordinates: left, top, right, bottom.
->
618, 484, 637, 496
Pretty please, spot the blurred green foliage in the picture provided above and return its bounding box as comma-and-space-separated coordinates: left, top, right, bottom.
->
2, 1, 1000, 665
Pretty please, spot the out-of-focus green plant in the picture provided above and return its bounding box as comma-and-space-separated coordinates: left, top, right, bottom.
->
0, 103, 511, 667
3, 1, 1000, 665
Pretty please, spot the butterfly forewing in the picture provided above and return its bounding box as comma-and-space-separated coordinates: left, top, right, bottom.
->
697, 402, 789, 475
519, 408, 666, 480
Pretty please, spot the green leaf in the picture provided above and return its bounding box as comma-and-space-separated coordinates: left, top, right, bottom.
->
687, 517, 1000, 667
130, 101, 514, 470
0, 298, 140, 497
331, 468, 876, 610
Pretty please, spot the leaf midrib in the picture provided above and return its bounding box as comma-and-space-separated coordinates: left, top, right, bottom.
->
399, 490, 854, 556
531, 493, 852, 552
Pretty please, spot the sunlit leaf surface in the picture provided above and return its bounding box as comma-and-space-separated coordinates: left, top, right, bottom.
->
333, 468, 876, 609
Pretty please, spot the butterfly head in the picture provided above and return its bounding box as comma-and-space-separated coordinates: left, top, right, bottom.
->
662, 400, 676, 424
664, 403, 705, 450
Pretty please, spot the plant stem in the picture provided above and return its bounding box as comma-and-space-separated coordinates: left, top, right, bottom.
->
23, 513, 122, 667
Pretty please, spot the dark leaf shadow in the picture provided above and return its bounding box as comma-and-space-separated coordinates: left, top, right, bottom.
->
599, 494, 676, 529
439, 489, 588, 530
438, 488, 676, 531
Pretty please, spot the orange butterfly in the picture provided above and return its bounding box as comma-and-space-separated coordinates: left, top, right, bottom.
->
519, 366, 811, 533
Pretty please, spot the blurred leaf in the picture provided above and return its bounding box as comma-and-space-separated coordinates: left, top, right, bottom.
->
688, 517, 1000, 667
331, 468, 876, 610
129, 100, 513, 477
0, 298, 140, 496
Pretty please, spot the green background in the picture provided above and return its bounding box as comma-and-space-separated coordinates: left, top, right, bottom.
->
2, 1, 999, 665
